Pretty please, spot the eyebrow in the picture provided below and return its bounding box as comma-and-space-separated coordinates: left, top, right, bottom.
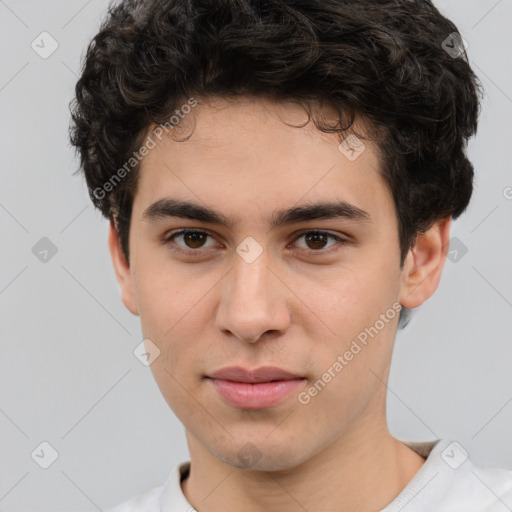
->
142, 198, 371, 229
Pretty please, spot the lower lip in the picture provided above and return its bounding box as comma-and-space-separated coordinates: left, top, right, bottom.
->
208, 378, 306, 409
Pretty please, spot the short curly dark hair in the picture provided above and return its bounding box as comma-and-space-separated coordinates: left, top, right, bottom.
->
69, 0, 482, 273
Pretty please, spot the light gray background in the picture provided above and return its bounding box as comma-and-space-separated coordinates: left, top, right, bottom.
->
0, 0, 511, 510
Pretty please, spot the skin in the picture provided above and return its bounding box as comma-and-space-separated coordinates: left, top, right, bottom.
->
109, 96, 451, 512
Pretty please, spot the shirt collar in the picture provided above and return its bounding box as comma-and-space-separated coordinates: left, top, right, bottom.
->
159, 438, 446, 511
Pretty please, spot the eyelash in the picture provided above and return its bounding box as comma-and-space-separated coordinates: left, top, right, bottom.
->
162, 229, 347, 257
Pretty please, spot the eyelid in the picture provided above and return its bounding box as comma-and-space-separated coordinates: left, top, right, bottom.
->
162, 228, 348, 255
290, 229, 348, 255
162, 228, 220, 253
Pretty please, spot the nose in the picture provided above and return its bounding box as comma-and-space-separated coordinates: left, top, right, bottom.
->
215, 247, 291, 343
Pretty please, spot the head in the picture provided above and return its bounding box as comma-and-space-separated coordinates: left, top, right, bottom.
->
69, 0, 481, 471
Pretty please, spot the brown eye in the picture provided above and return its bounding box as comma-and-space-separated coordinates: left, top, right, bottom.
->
163, 229, 216, 253
304, 232, 329, 250
182, 231, 208, 249
293, 230, 345, 254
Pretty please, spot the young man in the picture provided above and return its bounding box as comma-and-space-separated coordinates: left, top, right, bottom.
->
69, 0, 512, 510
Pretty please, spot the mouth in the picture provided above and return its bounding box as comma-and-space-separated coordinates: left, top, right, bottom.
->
205, 366, 306, 409
206, 365, 304, 383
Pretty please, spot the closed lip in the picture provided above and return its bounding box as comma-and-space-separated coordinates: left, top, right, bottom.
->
206, 366, 304, 383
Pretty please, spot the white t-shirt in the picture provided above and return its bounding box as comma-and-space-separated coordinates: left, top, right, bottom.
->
106, 438, 512, 511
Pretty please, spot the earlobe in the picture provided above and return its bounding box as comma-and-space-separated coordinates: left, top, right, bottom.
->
399, 217, 451, 309
108, 221, 139, 316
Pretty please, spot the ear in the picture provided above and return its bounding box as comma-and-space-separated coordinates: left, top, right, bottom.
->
399, 217, 451, 309
108, 221, 139, 316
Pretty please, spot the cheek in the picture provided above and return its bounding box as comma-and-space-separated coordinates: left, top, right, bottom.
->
299, 264, 397, 336
299, 265, 399, 384
149, 355, 204, 425
132, 255, 212, 336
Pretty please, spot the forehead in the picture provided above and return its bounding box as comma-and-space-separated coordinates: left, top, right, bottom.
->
132, 96, 392, 226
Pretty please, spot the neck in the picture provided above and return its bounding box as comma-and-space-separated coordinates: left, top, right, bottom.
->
181, 421, 426, 512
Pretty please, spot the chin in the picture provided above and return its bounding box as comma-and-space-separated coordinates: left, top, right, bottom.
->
210, 439, 306, 472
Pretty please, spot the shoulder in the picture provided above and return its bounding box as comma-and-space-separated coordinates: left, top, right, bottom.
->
390, 439, 512, 512
444, 457, 512, 511
103, 460, 191, 512
104, 484, 163, 512
423, 440, 512, 511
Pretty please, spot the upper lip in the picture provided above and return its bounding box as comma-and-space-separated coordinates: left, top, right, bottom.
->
207, 366, 304, 383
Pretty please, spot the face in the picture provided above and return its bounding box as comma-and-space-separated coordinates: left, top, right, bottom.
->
109, 96, 449, 471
